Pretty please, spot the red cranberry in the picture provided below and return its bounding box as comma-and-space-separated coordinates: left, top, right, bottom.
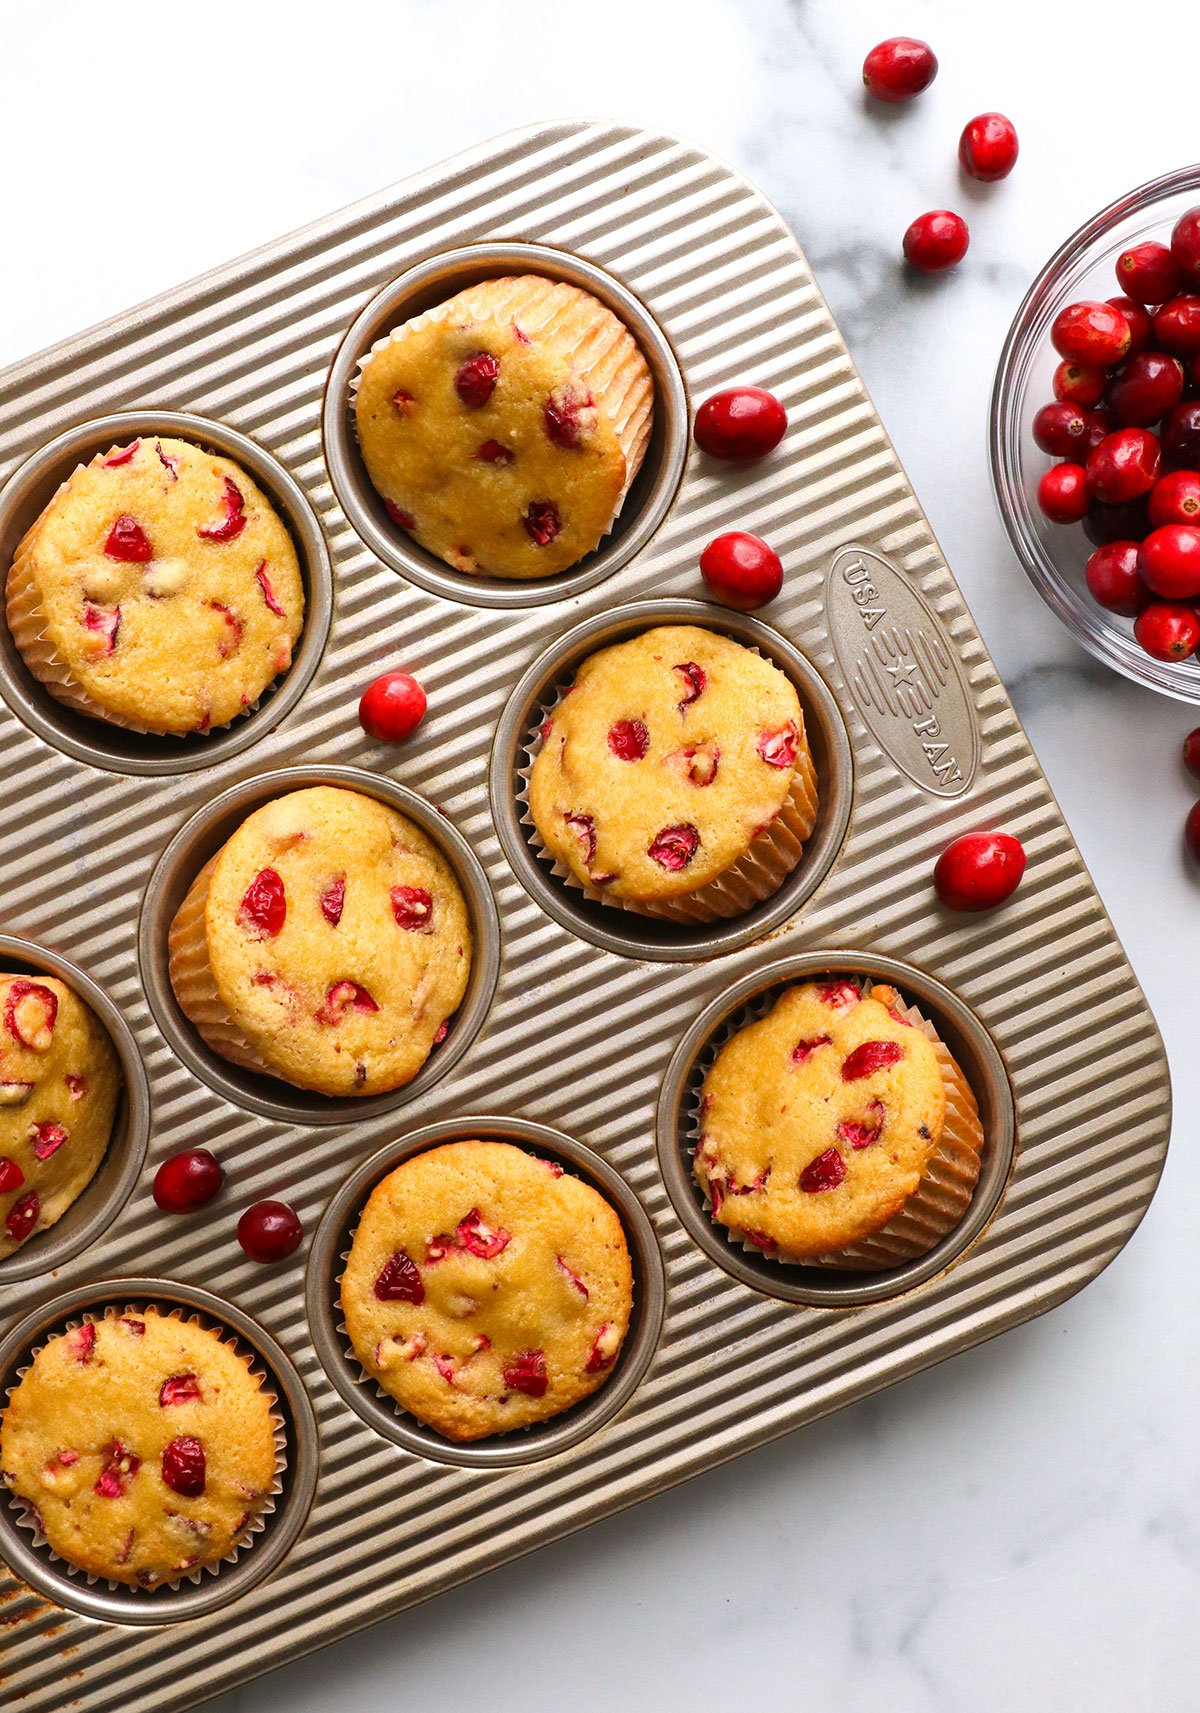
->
5, 980, 57, 1051
237, 1200, 303, 1263
1083, 496, 1150, 547
1054, 362, 1107, 408
1086, 429, 1161, 504
153, 1148, 223, 1214
862, 36, 936, 101
5, 1191, 39, 1242
1037, 463, 1089, 524
1107, 296, 1153, 358
476, 439, 513, 464
503, 1349, 549, 1397
543, 388, 593, 450
1080, 409, 1113, 455
699, 531, 783, 608
523, 501, 561, 546
958, 112, 1018, 181
1051, 301, 1131, 366
374, 1250, 425, 1304
799, 1148, 847, 1193
161, 1435, 206, 1498
1163, 402, 1200, 468
841, 1040, 905, 1081
384, 500, 415, 530
1139, 524, 1200, 598
648, 824, 699, 870
607, 719, 649, 760
1149, 470, 1200, 528
390, 885, 433, 931
1032, 401, 1089, 457
30, 1121, 66, 1160
1154, 296, 1200, 356
1106, 353, 1185, 427
934, 830, 1026, 911
1085, 542, 1149, 616
104, 514, 153, 562
902, 209, 969, 273
320, 877, 345, 926
358, 671, 426, 742
1171, 207, 1200, 285
693, 387, 788, 460
453, 352, 499, 408
1134, 602, 1200, 661
197, 478, 246, 543
159, 1373, 201, 1407
255, 563, 285, 616
1186, 801, 1200, 863
0, 1157, 25, 1193
675, 661, 706, 710
1183, 727, 1200, 781
238, 868, 286, 937
1116, 241, 1183, 305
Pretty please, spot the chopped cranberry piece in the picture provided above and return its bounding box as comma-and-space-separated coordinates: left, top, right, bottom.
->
455, 1207, 511, 1259
159, 1372, 201, 1407
454, 351, 500, 407
156, 442, 180, 480
161, 1435, 206, 1498
236, 1200, 303, 1263
674, 661, 707, 711
757, 721, 799, 769
65, 1073, 88, 1101
837, 1100, 886, 1150
607, 719, 649, 760
791, 1034, 832, 1064
104, 514, 153, 561
432, 1020, 449, 1047
210, 601, 244, 657
238, 867, 286, 937
390, 885, 434, 932
0, 1156, 25, 1193
523, 500, 562, 546
476, 438, 514, 464
743, 1228, 778, 1252
315, 980, 379, 1024
392, 388, 416, 416
120, 1318, 145, 1337
55, 1448, 80, 1466
584, 1323, 620, 1373
30, 1121, 67, 1161
799, 1147, 847, 1193
648, 823, 699, 870
102, 441, 140, 467
537, 1156, 564, 1177
374, 1249, 425, 1303
84, 602, 120, 654
0, 1079, 34, 1105
5, 981, 58, 1051
543, 385, 594, 449
564, 812, 597, 867
320, 876, 346, 926
666, 742, 720, 786
5, 1191, 38, 1241
384, 499, 416, 529
197, 477, 247, 542
556, 1254, 589, 1299
817, 979, 860, 1013
95, 1440, 141, 1497
153, 1148, 223, 1213
254, 561, 285, 617
432, 1353, 459, 1388
66, 1323, 96, 1363
841, 1039, 905, 1081
503, 1349, 548, 1397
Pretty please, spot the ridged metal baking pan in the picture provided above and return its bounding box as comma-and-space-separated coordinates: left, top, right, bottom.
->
0, 119, 1170, 1710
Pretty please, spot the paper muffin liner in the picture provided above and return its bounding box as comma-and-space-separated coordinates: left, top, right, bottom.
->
6, 444, 286, 740
690, 979, 985, 1272
518, 672, 819, 924
2, 1302, 286, 1593
352, 273, 655, 524
167, 854, 281, 1082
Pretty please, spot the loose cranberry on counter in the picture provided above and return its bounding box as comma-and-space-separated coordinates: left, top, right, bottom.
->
1162, 402, 1200, 468
903, 210, 969, 273
1170, 207, 1200, 285
237, 1200, 303, 1264
1106, 353, 1185, 428
1107, 296, 1153, 358
1139, 524, 1200, 599
1054, 361, 1107, 408
1037, 463, 1089, 524
1149, 470, 1200, 528
1186, 801, 1200, 864
1085, 542, 1149, 616
1086, 429, 1161, 505
693, 387, 788, 460
699, 531, 783, 609
1116, 241, 1183, 306
153, 1149, 224, 1214
1133, 602, 1200, 661
358, 671, 426, 742
958, 113, 1018, 182
1082, 496, 1150, 547
1051, 301, 1132, 367
1182, 727, 1200, 781
1032, 402, 1090, 458
934, 831, 1027, 912
1153, 296, 1200, 356
862, 36, 937, 102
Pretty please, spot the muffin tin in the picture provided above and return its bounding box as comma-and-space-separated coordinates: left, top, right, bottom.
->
0, 119, 1170, 1712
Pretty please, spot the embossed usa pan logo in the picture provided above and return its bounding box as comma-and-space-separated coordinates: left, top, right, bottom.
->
826, 547, 979, 797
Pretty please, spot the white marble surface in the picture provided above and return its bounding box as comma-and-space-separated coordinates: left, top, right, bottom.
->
2, 1, 1196, 1707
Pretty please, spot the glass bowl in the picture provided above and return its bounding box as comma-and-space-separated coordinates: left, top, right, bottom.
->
990, 165, 1200, 703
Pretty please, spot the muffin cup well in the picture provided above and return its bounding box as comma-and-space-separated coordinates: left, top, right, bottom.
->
324, 242, 687, 610
307, 1116, 665, 1470
0, 1280, 317, 1625
0, 412, 331, 777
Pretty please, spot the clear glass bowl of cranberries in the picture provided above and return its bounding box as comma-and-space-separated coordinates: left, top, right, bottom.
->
991, 166, 1200, 700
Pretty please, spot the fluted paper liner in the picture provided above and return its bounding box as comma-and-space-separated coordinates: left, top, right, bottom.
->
691, 979, 984, 1271
168, 854, 281, 1081
2, 1303, 285, 1592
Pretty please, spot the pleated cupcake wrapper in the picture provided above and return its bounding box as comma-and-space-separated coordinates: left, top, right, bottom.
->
351, 273, 655, 524
3, 1303, 286, 1593
6, 445, 270, 740
167, 854, 283, 1083
690, 979, 985, 1272
518, 676, 819, 924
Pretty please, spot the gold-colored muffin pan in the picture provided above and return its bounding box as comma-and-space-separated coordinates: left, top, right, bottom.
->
0, 121, 1169, 1710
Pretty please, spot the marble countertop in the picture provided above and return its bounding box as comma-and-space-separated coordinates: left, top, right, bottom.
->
1, 1, 1194, 1708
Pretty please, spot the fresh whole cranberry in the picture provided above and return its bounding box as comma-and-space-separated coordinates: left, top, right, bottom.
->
1107, 296, 1153, 358
1051, 301, 1132, 366
1116, 240, 1183, 305
1171, 207, 1200, 284
1154, 296, 1200, 356
161, 1435, 206, 1498
699, 531, 783, 608
1162, 402, 1200, 468
1037, 463, 1089, 524
862, 36, 937, 102
693, 386, 788, 460
902, 209, 969, 273
934, 830, 1027, 911
154, 1148, 224, 1214
1083, 496, 1151, 547
1106, 353, 1185, 428
1032, 401, 1089, 457
1183, 727, 1200, 781
1139, 524, 1200, 598
358, 671, 426, 742
453, 351, 500, 408
1149, 470, 1200, 528
1186, 801, 1200, 863
237, 1200, 303, 1263
1086, 429, 1161, 504
1085, 542, 1149, 616
958, 112, 1018, 181
1133, 602, 1200, 661
1053, 361, 1107, 408
1080, 409, 1113, 456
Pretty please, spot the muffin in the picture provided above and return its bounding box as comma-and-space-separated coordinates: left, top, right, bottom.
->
0, 975, 122, 1260
527, 625, 818, 921
341, 1140, 633, 1442
0, 1308, 278, 1588
6, 436, 304, 735
354, 274, 654, 579
694, 979, 984, 1268
168, 786, 471, 1097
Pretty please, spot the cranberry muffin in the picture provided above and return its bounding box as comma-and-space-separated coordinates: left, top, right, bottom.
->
168, 786, 471, 1097
0, 975, 122, 1260
341, 1140, 633, 1441
694, 979, 984, 1268
354, 275, 654, 579
0, 1309, 277, 1588
6, 436, 303, 735
527, 625, 818, 921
